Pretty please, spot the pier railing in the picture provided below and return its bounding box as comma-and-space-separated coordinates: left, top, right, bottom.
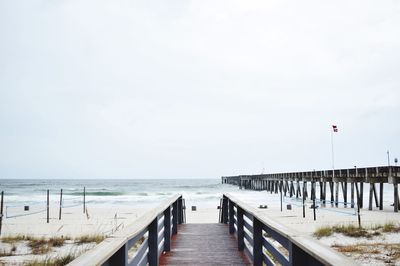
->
69, 194, 185, 266
220, 193, 357, 266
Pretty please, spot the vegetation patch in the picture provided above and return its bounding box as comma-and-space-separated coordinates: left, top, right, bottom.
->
313, 222, 400, 239
332, 244, 363, 253
48, 237, 66, 247
26, 254, 76, 266
313, 226, 333, 238
28, 238, 52, 255
1, 234, 35, 243
75, 234, 105, 244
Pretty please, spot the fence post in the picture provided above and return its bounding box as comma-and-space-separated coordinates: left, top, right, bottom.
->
0, 191, 3, 235
148, 216, 159, 266
172, 199, 178, 234
253, 217, 263, 266
177, 196, 183, 224
83, 187, 86, 214
47, 190, 49, 223
108, 243, 127, 265
164, 206, 171, 252
222, 195, 228, 224
228, 199, 234, 234
237, 206, 244, 251
59, 189, 63, 220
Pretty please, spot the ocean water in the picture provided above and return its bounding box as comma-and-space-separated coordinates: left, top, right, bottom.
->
0, 179, 245, 208
0, 179, 398, 219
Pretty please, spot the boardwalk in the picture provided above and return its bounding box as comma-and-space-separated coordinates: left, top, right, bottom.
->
160, 224, 251, 265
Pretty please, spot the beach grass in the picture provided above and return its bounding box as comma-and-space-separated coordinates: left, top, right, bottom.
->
313, 226, 333, 238
1, 234, 36, 243
75, 234, 105, 244
28, 237, 52, 255
26, 254, 76, 266
312, 223, 400, 239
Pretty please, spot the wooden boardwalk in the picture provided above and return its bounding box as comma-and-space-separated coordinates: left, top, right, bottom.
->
160, 224, 251, 265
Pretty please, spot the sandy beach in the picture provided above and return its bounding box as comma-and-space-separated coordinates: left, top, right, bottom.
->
1, 188, 400, 265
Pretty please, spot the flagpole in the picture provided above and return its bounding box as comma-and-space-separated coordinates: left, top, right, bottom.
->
331, 129, 335, 176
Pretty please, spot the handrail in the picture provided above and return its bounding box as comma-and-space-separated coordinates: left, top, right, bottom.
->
68, 194, 185, 266
221, 193, 358, 266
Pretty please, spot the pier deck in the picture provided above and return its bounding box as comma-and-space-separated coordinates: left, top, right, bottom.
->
160, 223, 250, 265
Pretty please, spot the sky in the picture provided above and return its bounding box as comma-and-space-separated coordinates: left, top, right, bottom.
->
0, 0, 399, 179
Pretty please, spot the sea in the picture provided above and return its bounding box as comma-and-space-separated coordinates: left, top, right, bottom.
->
0, 179, 397, 219
0, 179, 269, 217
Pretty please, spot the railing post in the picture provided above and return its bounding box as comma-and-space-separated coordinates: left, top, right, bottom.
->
253, 217, 263, 266
229, 199, 234, 234
172, 199, 178, 234
178, 196, 183, 224
289, 242, 319, 266
108, 244, 128, 266
164, 206, 171, 252
222, 195, 228, 224
237, 206, 244, 251
148, 216, 159, 266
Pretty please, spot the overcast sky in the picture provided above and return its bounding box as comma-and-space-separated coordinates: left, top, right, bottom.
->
0, 0, 399, 179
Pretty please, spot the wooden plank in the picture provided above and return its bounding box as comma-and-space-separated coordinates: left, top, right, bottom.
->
160, 224, 250, 265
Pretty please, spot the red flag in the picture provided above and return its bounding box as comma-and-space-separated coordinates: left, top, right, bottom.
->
332, 125, 338, 132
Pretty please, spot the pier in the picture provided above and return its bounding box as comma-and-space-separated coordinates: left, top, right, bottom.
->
69, 194, 355, 266
222, 166, 400, 212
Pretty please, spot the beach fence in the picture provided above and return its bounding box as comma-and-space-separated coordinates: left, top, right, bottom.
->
0, 187, 87, 235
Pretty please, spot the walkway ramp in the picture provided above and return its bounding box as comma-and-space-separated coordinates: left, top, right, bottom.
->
160, 224, 250, 265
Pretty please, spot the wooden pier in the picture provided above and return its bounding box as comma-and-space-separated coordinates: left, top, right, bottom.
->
69, 194, 356, 266
222, 166, 400, 212
159, 224, 250, 265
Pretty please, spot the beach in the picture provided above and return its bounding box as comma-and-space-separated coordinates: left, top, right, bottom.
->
1, 180, 400, 265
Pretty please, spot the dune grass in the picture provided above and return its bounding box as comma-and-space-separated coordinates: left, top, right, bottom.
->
314, 222, 400, 239
74, 234, 105, 244
26, 254, 76, 266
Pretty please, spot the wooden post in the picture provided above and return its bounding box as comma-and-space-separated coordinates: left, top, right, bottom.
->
47, 189, 49, 224
280, 181, 283, 212
394, 183, 399, 213
319, 181, 323, 204
164, 206, 171, 252
360, 182, 364, 208
59, 189, 63, 220
253, 217, 263, 266
369, 183, 373, 210
335, 182, 339, 207
148, 217, 159, 266
357, 195, 361, 228
222, 195, 228, 224
372, 184, 379, 208
237, 206, 244, 251
177, 197, 183, 224
379, 183, 384, 210
172, 200, 178, 234
0, 191, 3, 235
351, 182, 355, 208
302, 182, 306, 218
83, 187, 86, 214
229, 199, 234, 234
330, 181, 334, 207
312, 182, 316, 221
108, 244, 127, 265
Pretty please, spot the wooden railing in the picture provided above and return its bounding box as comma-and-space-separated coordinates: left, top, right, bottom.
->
220, 194, 358, 266
68, 194, 185, 266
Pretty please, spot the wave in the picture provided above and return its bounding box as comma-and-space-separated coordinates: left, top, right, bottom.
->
67, 191, 124, 196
